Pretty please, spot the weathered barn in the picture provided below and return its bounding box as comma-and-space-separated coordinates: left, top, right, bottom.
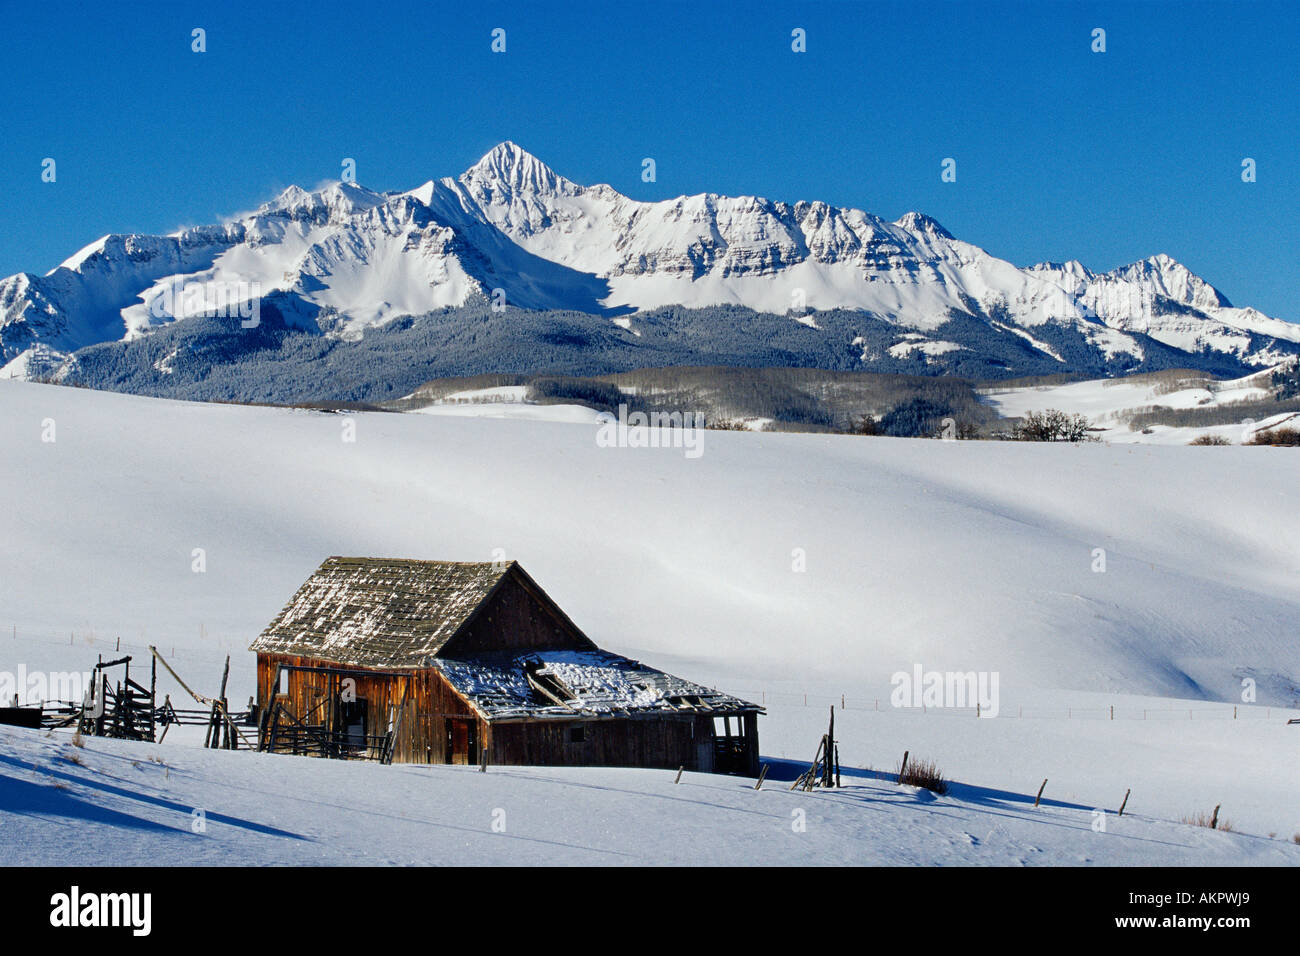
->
249, 557, 761, 774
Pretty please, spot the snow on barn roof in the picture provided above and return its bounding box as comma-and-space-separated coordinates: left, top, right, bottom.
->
434, 650, 761, 721
250, 557, 762, 718
250, 556, 513, 667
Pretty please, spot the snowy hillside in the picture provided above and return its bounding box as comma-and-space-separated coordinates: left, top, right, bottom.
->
3, 378, 1299, 702
982, 364, 1298, 444
3, 379, 1300, 864
6, 714, 1299, 866
4, 143, 1299, 384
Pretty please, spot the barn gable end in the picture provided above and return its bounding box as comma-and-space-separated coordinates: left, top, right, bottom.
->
438, 563, 596, 658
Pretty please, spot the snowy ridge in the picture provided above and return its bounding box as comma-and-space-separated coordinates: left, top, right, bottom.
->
2, 142, 1298, 378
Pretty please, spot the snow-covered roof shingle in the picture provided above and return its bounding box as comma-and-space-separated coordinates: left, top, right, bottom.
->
435, 650, 761, 720
249, 556, 511, 668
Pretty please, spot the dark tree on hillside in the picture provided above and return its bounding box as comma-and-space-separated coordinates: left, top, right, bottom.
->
879, 398, 954, 438
1015, 409, 1094, 442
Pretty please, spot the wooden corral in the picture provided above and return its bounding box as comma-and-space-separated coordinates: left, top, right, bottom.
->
250, 557, 762, 774
81, 655, 156, 742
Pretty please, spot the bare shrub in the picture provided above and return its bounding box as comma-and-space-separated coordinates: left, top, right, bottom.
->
897, 756, 949, 795
1189, 434, 1230, 446
1183, 810, 1233, 832
1247, 428, 1300, 446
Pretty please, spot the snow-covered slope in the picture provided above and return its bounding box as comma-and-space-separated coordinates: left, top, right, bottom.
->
3, 379, 1297, 705
3, 379, 1300, 864
3, 143, 1297, 380
982, 362, 1294, 445
6, 716, 1298, 866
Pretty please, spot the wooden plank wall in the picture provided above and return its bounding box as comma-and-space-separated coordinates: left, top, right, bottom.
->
395, 667, 485, 765
256, 654, 486, 764
257, 655, 758, 773
489, 713, 714, 771
742, 713, 761, 776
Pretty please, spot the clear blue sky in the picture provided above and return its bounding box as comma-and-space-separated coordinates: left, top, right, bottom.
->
2, 0, 1296, 319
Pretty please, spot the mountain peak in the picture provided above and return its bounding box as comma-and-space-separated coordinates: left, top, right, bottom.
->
1143, 252, 1185, 272
462, 141, 568, 196
251, 181, 383, 224
894, 211, 953, 240
1112, 254, 1233, 310
1030, 260, 1095, 282
1123, 253, 1199, 282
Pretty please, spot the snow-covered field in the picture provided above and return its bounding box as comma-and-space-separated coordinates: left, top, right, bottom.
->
401, 385, 608, 423
5, 715, 1297, 866
410, 401, 608, 424
2, 379, 1298, 865
982, 367, 1293, 444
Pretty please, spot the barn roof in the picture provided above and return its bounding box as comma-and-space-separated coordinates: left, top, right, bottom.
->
434, 650, 762, 721
249, 556, 516, 668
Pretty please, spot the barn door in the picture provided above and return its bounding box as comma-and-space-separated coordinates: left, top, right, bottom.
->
446, 719, 475, 764
339, 697, 367, 750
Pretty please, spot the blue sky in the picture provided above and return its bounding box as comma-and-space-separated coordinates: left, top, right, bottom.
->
2, 0, 1296, 319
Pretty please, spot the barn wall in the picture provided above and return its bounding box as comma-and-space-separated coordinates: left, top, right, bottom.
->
489, 714, 712, 771
742, 713, 760, 776
257, 655, 759, 773
395, 668, 487, 765
256, 654, 488, 765
440, 571, 594, 657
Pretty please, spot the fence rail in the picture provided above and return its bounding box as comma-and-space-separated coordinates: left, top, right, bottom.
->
1, 701, 255, 730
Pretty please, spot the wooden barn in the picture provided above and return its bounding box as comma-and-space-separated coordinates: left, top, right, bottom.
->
248, 557, 762, 775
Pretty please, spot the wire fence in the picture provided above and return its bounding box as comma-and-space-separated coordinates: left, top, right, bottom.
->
2, 622, 255, 708
3, 622, 247, 660
729, 690, 1296, 722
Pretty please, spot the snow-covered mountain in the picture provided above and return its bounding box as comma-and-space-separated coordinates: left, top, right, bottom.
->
3, 141, 1298, 381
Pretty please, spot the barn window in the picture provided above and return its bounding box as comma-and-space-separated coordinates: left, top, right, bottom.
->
569, 724, 586, 743
275, 669, 288, 695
